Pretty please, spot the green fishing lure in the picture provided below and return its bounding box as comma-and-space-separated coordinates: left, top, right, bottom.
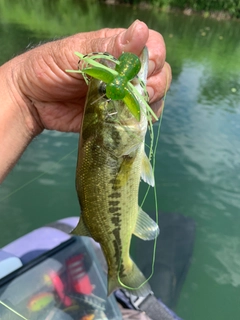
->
67, 51, 158, 122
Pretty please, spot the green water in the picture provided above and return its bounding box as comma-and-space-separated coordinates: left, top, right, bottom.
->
0, 1, 240, 319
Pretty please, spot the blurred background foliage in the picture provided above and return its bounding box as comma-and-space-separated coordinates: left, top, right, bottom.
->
101, 0, 240, 19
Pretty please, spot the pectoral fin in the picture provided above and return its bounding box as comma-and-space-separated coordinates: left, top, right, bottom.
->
133, 207, 159, 240
71, 217, 91, 237
141, 152, 155, 187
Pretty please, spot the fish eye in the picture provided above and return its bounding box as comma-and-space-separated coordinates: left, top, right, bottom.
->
99, 82, 107, 96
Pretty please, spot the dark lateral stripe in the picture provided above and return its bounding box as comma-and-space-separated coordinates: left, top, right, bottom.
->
112, 184, 121, 191
111, 216, 121, 226
109, 207, 121, 213
109, 178, 121, 185
109, 200, 120, 206
108, 192, 121, 198
112, 236, 125, 277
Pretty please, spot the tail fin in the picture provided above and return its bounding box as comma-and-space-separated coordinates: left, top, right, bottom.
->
108, 260, 151, 297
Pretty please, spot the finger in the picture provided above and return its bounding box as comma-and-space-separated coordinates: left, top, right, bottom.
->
147, 30, 166, 77
147, 62, 172, 103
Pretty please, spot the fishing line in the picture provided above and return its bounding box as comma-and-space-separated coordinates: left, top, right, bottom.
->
148, 99, 165, 283
0, 301, 28, 319
0, 147, 77, 203
139, 74, 169, 287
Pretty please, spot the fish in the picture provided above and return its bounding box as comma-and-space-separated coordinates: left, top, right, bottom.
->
71, 47, 159, 297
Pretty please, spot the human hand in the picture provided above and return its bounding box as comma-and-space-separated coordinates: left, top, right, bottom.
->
0, 20, 171, 182
5, 20, 171, 135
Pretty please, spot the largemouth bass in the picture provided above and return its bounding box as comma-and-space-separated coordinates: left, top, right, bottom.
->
72, 48, 159, 297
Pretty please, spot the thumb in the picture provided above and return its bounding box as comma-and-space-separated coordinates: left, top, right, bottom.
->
88, 20, 150, 58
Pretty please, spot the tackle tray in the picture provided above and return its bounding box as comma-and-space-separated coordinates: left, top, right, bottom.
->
0, 217, 121, 320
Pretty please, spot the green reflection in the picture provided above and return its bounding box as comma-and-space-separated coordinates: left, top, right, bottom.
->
0, 0, 102, 35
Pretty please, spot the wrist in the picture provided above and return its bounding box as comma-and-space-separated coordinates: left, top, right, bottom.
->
0, 57, 40, 182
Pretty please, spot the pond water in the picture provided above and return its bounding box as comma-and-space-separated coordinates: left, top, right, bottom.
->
0, 1, 240, 319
